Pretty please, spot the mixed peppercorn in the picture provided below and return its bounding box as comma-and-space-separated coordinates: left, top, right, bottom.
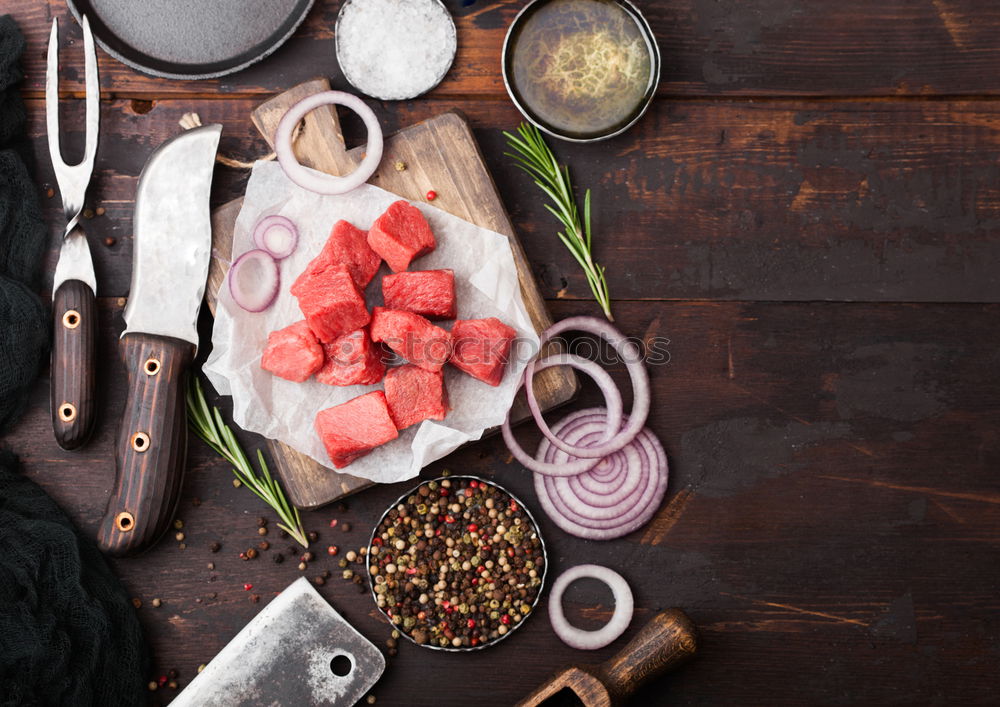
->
368, 477, 545, 650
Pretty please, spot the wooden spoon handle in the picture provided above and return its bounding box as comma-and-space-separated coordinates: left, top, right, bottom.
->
600, 609, 698, 702
96, 333, 193, 556
51, 279, 97, 449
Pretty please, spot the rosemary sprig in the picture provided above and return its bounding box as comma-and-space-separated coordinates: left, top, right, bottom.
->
186, 376, 309, 548
504, 122, 613, 321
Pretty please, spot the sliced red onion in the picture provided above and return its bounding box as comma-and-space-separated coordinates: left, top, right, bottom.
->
502, 354, 624, 477
534, 408, 668, 540
252, 215, 298, 259
526, 316, 650, 460
274, 90, 383, 195
549, 564, 634, 650
228, 249, 279, 312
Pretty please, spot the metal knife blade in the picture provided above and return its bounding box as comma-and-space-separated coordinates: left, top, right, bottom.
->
172, 578, 386, 707
122, 123, 222, 349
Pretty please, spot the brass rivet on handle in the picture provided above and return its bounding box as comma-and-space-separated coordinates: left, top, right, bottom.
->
58, 402, 77, 422
131, 432, 150, 452
144, 358, 161, 376
62, 309, 81, 329
115, 511, 135, 532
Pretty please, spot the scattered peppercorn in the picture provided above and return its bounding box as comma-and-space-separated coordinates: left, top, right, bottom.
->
232, 479, 241, 488
148, 682, 158, 692
273, 553, 285, 564
366, 695, 377, 704
175, 532, 185, 542
246, 548, 258, 559
314, 576, 326, 586
425, 190, 437, 201
178, 542, 187, 550
83, 208, 94, 219
369, 476, 544, 649
329, 519, 339, 528
298, 562, 307, 571
258, 527, 268, 536
168, 681, 178, 690
257, 517, 268, 527
173, 519, 184, 530
321, 570, 331, 579
168, 669, 178, 680
341, 523, 351, 532
302, 552, 314, 563
103, 237, 116, 247
95, 206, 106, 217
197, 664, 206, 674
151, 598, 162, 608
346, 550, 357, 562
243, 583, 253, 591
327, 545, 339, 556
209, 542, 221, 553
207, 562, 215, 570
250, 594, 260, 604
46, 187, 55, 198
259, 540, 270, 551
307, 531, 319, 542
132, 597, 142, 609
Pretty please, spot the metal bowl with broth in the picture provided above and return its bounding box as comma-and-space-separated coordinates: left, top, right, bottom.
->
502, 0, 660, 142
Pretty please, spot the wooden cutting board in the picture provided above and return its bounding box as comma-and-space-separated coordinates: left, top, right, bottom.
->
206, 78, 576, 509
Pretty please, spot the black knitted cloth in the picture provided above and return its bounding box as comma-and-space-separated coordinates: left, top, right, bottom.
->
0, 14, 47, 435
0, 451, 149, 706
0, 16, 149, 706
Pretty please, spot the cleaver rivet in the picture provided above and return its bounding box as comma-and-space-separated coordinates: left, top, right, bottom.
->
144, 357, 161, 376
62, 309, 81, 329
131, 431, 150, 452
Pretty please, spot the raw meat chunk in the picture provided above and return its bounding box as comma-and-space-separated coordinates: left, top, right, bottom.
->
449, 317, 517, 386
382, 269, 455, 320
370, 308, 453, 372
291, 263, 370, 342
384, 364, 449, 429
314, 391, 398, 469
295, 219, 380, 290
260, 321, 324, 382
366, 200, 436, 272
316, 328, 386, 386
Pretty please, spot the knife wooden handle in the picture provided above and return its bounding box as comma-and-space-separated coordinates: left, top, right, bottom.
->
600, 609, 698, 702
51, 278, 97, 450
97, 333, 194, 557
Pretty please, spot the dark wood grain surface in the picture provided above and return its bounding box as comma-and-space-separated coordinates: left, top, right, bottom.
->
3, 1, 999, 705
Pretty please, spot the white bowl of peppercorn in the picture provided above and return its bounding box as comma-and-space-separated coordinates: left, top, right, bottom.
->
368, 475, 547, 651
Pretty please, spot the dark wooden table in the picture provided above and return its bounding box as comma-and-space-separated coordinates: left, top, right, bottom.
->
5, 1, 1000, 704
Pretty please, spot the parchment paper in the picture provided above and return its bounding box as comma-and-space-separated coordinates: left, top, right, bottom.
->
204, 161, 539, 484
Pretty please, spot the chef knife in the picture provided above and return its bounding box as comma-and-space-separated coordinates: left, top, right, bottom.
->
96, 124, 221, 557
172, 578, 385, 706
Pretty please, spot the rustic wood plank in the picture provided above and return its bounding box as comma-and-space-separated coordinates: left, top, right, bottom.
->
204, 80, 576, 509
11, 1, 1000, 99
4, 298, 998, 704
26, 96, 1000, 304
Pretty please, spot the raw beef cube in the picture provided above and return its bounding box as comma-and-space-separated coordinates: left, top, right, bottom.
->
449, 317, 517, 386
314, 391, 398, 469
260, 321, 324, 382
294, 219, 381, 290
366, 200, 436, 272
316, 328, 386, 387
370, 308, 453, 372
384, 364, 449, 430
291, 264, 370, 342
382, 269, 456, 320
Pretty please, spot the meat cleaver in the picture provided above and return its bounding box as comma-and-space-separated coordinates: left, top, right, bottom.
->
173, 578, 385, 706
96, 124, 221, 556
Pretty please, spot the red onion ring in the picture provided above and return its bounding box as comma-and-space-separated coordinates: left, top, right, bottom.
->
502, 354, 625, 477
274, 91, 383, 195
228, 249, 279, 312
549, 564, 633, 650
533, 408, 668, 540
526, 316, 650, 459
252, 214, 298, 260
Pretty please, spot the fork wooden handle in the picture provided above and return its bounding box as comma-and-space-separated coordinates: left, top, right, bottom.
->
51, 278, 97, 450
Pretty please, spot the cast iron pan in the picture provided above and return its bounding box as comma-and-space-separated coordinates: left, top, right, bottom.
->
66, 0, 315, 80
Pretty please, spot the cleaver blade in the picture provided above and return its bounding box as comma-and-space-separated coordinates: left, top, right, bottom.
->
173, 578, 385, 706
